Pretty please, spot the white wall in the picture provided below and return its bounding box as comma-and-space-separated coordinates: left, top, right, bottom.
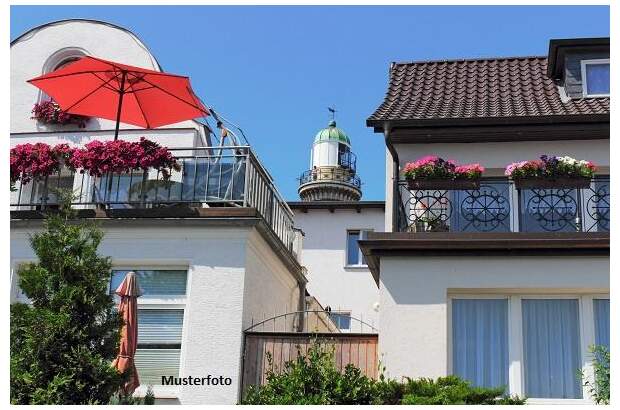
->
10, 222, 301, 404
292, 207, 384, 329
378, 255, 609, 381
394, 140, 610, 170
242, 229, 301, 331
11, 19, 201, 137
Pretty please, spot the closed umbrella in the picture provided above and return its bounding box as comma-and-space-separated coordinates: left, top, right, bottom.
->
112, 271, 142, 395
27, 56, 209, 140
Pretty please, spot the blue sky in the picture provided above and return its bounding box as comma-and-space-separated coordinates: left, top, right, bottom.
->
11, 5, 610, 201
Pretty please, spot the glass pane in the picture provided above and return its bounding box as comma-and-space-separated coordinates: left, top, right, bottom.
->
332, 312, 351, 330
452, 299, 509, 390
585, 177, 610, 232
346, 231, 360, 265
453, 181, 511, 232
522, 299, 582, 398
585, 63, 610, 95
135, 348, 181, 386
31, 174, 75, 205
110, 270, 187, 296
138, 309, 184, 344
520, 188, 579, 232
594, 299, 610, 351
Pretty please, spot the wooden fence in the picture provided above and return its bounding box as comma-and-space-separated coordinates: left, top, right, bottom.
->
241, 332, 379, 393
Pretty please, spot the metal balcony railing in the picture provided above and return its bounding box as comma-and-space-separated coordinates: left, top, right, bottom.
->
10, 146, 296, 252
338, 151, 357, 172
395, 177, 609, 233
298, 168, 361, 189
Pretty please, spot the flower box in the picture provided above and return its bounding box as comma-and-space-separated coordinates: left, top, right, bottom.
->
402, 156, 484, 190
406, 178, 481, 190
513, 177, 591, 190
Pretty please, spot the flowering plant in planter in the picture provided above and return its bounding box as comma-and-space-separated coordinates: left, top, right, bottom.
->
31, 100, 89, 128
10, 143, 76, 186
70, 138, 181, 179
402, 156, 484, 189
505, 155, 596, 189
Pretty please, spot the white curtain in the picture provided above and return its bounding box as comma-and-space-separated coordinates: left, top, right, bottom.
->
452, 299, 508, 390
522, 299, 582, 399
594, 299, 610, 350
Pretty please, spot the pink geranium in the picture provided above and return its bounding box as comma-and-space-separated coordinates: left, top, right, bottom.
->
31, 100, 89, 128
70, 138, 181, 179
402, 156, 484, 180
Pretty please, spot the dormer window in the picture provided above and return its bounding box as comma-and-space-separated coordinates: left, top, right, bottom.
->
581, 59, 610, 97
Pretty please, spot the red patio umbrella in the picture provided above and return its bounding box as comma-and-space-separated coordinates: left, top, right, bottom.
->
27, 56, 209, 140
112, 271, 142, 396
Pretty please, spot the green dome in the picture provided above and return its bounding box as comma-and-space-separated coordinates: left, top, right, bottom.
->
314, 120, 350, 144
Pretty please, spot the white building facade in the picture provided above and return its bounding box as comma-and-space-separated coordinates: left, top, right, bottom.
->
10, 19, 306, 404
362, 38, 610, 403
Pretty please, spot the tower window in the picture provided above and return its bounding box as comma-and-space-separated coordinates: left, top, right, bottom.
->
581, 59, 610, 97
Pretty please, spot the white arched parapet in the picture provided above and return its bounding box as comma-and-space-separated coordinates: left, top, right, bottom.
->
10, 19, 201, 137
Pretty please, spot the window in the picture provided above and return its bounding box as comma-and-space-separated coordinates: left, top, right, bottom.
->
582, 59, 610, 97
452, 299, 509, 389
522, 299, 582, 399
346, 229, 371, 266
110, 269, 187, 387
449, 294, 607, 402
593, 299, 610, 351
331, 311, 351, 331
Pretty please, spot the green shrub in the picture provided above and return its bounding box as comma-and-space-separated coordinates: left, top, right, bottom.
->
242, 340, 525, 405
10, 192, 124, 404
583, 345, 610, 404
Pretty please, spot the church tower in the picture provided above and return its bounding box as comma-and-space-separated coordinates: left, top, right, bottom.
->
298, 118, 362, 201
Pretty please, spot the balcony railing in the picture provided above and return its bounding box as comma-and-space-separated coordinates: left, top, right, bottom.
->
299, 168, 361, 188
11, 146, 296, 251
338, 151, 357, 172
395, 177, 609, 233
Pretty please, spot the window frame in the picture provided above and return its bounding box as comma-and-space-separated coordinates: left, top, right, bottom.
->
344, 229, 373, 268
111, 266, 190, 398
448, 293, 609, 404
581, 58, 610, 98
330, 310, 352, 332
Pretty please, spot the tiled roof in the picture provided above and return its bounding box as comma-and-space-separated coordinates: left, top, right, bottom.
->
368, 56, 609, 124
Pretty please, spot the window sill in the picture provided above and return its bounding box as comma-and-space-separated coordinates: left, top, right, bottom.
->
525, 398, 591, 405
344, 265, 369, 270
133, 385, 178, 399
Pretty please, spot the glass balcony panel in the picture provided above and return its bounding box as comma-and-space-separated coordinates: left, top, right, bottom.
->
584, 177, 610, 232
519, 188, 579, 232
453, 181, 512, 232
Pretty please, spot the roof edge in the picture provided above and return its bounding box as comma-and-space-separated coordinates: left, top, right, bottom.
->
10, 18, 164, 71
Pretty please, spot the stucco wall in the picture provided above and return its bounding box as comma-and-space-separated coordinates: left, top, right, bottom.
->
242, 229, 301, 331
10, 222, 300, 404
394, 139, 610, 170
377, 255, 609, 381
292, 207, 384, 328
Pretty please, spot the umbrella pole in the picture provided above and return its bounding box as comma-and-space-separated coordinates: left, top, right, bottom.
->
113, 71, 127, 141
106, 71, 127, 207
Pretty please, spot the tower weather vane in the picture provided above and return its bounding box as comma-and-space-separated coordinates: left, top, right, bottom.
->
328, 106, 337, 121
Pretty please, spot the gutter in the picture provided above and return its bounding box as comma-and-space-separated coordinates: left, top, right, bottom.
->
384, 122, 399, 232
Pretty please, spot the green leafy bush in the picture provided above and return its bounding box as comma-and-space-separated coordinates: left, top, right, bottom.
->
10, 192, 124, 404
242, 340, 525, 405
583, 345, 610, 404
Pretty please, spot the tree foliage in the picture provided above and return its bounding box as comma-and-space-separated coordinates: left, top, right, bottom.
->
242, 339, 526, 405
583, 345, 610, 404
10, 192, 124, 404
